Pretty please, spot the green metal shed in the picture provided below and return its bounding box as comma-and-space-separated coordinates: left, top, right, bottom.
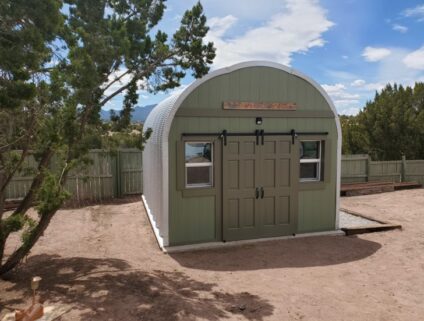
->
142, 61, 341, 251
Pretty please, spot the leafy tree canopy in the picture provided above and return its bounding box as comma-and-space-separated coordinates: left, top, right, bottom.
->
341, 82, 424, 160
0, 0, 215, 275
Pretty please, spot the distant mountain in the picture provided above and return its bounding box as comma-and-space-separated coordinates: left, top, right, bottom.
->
100, 104, 156, 123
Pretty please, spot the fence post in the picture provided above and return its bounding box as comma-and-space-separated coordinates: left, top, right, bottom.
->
117, 149, 122, 197
111, 150, 121, 198
0, 171, 5, 215
366, 155, 371, 182
401, 155, 406, 182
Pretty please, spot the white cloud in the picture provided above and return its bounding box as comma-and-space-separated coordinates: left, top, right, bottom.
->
362, 46, 392, 62
203, 0, 285, 21
403, 4, 424, 21
322, 83, 345, 94
102, 69, 148, 97
321, 83, 361, 114
321, 80, 390, 115
351, 79, 366, 87
341, 107, 361, 116
322, 83, 360, 100
392, 24, 408, 33
325, 69, 358, 81
207, 0, 334, 68
363, 82, 386, 91
350, 79, 385, 91
208, 15, 238, 38
325, 47, 424, 115
376, 48, 424, 83
403, 46, 424, 70
166, 84, 190, 96
102, 69, 131, 97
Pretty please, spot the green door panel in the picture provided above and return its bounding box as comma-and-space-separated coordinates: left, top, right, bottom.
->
222, 137, 261, 241
259, 136, 298, 238
222, 136, 298, 241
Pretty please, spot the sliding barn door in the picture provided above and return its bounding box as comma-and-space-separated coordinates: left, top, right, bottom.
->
222, 137, 261, 241
222, 136, 298, 241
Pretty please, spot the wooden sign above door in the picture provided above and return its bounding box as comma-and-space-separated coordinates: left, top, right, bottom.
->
223, 101, 297, 111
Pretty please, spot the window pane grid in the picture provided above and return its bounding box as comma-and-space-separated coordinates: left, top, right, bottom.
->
300, 159, 320, 163
185, 162, 213, 167
185, 166, 213, 188
300, 140, 322, 182
185, 142, 213, 188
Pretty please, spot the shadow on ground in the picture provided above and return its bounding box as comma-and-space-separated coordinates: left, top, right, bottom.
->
1, 255, 273, 321
170, 235, 382, 271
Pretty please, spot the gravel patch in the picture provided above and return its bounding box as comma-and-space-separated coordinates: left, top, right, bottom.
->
339, 211, 382, 228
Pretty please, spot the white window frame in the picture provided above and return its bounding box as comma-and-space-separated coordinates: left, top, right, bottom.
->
185, 142, 213, 188
300, 140, 321, 182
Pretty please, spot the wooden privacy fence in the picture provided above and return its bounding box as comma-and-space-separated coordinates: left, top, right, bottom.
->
342, 154, 424, 185
5, 149, 143, 203
6, 151, 424, 204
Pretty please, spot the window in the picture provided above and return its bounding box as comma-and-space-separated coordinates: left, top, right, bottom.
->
300, 141, 321, 181
185, 142, 213, 188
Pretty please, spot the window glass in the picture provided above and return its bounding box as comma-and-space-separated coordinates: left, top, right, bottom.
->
299, 141, 322, 181
186, 166, 212, 186
185, 142, 212, 163
300, 141, 320, 159
185, 142, 213, 188
300, 163, 318, 180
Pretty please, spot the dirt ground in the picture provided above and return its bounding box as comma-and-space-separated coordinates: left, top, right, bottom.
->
1, 189, 424, 321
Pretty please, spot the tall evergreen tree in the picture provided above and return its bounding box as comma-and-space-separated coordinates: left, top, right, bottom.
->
0, 0, 64, 272
342, 82, 424, 160
340, 115, 368, 155
0, 0, 215, 275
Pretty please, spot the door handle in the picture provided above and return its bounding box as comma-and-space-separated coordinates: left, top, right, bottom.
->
260, 187, 264, 199
255, 187, 259, 199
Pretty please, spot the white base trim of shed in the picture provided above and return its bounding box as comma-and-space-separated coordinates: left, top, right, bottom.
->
142, 195, 165, 248
162, 230, 345, 253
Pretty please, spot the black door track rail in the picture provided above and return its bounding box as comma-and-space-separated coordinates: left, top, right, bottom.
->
181, 129, 328, 145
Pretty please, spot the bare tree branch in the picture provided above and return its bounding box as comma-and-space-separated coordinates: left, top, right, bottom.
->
100, 68, 133, 96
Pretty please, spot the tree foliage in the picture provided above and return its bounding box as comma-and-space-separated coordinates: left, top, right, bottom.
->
0, 0, 215, 275
0, 0, 63, 109
340, 115, 368, 155
341, 83, 424, 160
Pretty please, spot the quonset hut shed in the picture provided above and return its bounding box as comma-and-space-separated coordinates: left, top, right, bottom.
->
142, 61, 341, 250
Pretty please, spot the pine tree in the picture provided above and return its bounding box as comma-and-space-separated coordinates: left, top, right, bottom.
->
0, 0, 216, 275
342, 82, 424, 160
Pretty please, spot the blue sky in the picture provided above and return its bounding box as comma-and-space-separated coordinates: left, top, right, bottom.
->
104, 0, 424, 115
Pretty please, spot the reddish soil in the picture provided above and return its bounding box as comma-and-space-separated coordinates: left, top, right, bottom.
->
1, 189, 424, 320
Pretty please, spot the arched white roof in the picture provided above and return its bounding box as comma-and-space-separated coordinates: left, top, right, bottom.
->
142, 61, 341, 248
145, 61, 340, 150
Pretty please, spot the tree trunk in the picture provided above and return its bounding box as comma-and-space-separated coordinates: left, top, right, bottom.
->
0, 236, 5, 268
0, 208, 57, 275
0, 149, 53, 271
0, 147, 30, 196
13, 148, 53, 216
0, 171, 4, 220
0, 171, 5, 264
0, 151, 71, 276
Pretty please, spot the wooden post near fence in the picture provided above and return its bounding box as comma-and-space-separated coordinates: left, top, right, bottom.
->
401, 155, 407, 182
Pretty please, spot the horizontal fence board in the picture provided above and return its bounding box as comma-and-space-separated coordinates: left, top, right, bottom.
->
341, 154, 368, 184
5, 151, 423, 205
5, 149, 143, 204
341, 155, 424, 185
405, 159, 424, 185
